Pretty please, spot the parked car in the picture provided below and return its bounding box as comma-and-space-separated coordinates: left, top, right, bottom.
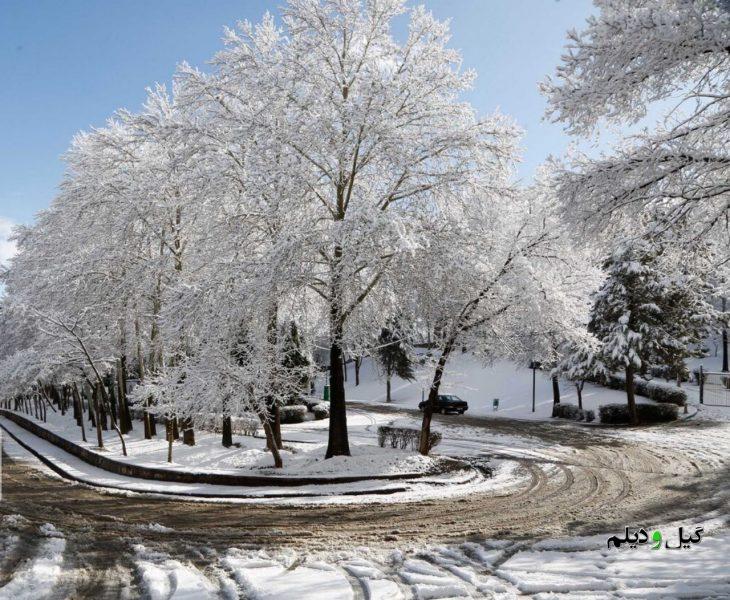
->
418, 394, 468, 415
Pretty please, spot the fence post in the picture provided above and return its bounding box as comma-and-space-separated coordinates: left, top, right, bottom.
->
699, 365, 704, 405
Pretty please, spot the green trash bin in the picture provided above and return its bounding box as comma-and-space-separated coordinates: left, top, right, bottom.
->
323, 384, 330, 402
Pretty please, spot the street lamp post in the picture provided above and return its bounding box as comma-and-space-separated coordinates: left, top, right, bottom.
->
529, 361, 541, 413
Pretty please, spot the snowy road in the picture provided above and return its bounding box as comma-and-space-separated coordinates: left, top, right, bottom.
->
1, 410, 728, 598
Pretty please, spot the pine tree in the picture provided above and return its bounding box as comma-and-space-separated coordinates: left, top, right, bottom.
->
589, 240, 667, 424
589, 238, 719, 423
376, 326, 415, 403
281, 321, 310, 395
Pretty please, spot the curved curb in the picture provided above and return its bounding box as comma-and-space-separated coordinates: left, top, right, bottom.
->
0, 409, 438, 487
0, 421, 414, 500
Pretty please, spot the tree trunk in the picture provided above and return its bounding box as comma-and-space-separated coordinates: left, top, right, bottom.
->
172, 416, 179, 440
386, 376, 391, 402
325, 324, 350, 458
222, 415, 233, 448
166, 419, 174, 463
722, 297, 728, 372
625, 364, 639, 425
576, 382, 583, 410
72, 383, 87, 443
117, 357, 132, 433
93, 386, 104, 449
552, 375, 561, 404
419, 341, 454, 456
260, 415, 283, 468
273, 405, 282, 450
354, 356, 361, 386
343, 355, 348, 382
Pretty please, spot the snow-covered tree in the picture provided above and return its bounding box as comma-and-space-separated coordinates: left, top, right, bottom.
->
191, 0, 521, 457
543, 0, 730, 262
588, 235, 720, 423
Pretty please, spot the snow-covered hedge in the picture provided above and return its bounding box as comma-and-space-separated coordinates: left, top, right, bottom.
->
377, 426, 441, 452
551, 404, 595, 422
312, 403, 329, 420
280, 405, 308, 424
599, 374, 687, 406
599, 402, 678, 424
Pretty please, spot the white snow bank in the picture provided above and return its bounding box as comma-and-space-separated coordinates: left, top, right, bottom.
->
0, 524, 66, 600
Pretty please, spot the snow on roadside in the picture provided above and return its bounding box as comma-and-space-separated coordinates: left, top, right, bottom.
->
0, 523, 66, 600
133, 544, 218, 599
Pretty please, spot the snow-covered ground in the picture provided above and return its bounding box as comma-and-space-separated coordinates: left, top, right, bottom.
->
0, 405, 436, 478
2, 515, 727, 599
336, 354, 658, 419
0, 416, 513, 504
0, 523, 66, 600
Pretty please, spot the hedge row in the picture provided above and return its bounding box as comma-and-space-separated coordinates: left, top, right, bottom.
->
552, 403, 595, 422
599, 403, 679, 424
599, 374, 686, 406
377, 425, 441, 453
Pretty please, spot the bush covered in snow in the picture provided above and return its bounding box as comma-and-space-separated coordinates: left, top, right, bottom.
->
599, 402, 678, 424
551, 404, 596, 422
377, 426, 441, 452
599, 374, 687, 406
279, 405, 308, 424
551, 403, 586, 421
312, 403, 329, 420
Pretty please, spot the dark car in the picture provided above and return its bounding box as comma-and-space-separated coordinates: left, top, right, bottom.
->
418, 394, 469, 415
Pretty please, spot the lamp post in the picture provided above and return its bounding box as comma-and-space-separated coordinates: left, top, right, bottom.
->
529, 361, 541, 413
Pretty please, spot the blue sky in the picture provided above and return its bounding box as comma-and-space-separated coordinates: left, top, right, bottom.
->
0, 0, 595, 248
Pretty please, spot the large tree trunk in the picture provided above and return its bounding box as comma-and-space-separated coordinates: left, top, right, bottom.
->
722, 297, 728, 372
552, 375, 561, 404
355, 356, 361, 386
576, 382, 583, 410
326, 319, 350, 458
419, 341, 454, 456
386, 376, 391, 403
625, 364, 639, 425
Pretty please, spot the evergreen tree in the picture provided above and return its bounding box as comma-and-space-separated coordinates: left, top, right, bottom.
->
281, 321, 310, 396
589, 240, 666, 424
590, 238, 719, 423
376, 326, 415, 403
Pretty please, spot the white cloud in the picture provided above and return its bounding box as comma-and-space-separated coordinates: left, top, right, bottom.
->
0, 216, 18, 267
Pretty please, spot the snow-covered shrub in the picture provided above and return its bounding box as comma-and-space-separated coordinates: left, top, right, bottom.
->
585, 410, 595, 422
598, 374, 687, 406
551, 403, 585, 421
599, 403, 678, 424
312, 403, 329, 420
377, 426, 441, 452
279, 405, 307, 424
